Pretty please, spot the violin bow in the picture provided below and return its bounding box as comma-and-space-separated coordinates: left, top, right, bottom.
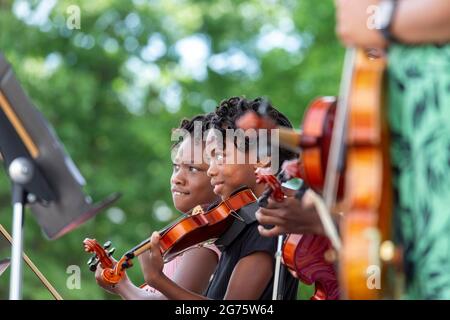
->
0, 224, 63, 300
307, 189, 341, 252
319, 49, 359, 253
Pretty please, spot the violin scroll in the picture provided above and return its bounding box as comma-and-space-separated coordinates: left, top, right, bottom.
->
83, 239, 116, 272
84, 238, 132, 285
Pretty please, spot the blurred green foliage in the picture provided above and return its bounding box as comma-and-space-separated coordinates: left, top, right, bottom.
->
0, 0, 343, 299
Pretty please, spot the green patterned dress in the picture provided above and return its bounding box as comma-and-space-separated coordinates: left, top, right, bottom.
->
388, 43, 450, 299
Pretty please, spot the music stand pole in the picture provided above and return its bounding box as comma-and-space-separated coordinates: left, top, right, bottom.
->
8, 157, 34, 300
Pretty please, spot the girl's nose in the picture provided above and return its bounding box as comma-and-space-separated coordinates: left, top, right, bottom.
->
171, 168, 186, 186
207, 161, 218, 178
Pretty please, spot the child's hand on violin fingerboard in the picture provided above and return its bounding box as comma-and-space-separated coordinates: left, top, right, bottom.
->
138, 232, 164, 287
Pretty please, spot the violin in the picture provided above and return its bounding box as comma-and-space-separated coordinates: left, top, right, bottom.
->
324, 48, 395, 299
237, 63, 399, 298
255, 168, 339, 300
84, 188, 257, 285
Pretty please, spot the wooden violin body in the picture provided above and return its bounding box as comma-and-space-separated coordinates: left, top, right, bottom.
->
297, 97, 342, 196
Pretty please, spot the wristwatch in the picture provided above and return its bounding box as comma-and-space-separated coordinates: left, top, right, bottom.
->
374, 0, 399, 43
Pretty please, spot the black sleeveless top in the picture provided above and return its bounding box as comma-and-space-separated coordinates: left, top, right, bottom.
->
204, 202, 298, 300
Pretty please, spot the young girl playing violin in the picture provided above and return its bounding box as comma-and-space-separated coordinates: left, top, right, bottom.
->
94, 114, 222, 299
138, 96, 299, 300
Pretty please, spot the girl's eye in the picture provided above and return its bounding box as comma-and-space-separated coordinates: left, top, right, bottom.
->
189, 166, 199, 173
172, 164, 180, 171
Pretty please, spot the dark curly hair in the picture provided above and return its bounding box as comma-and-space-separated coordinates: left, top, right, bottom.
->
209, 96, 296, 171
171, 112, 213, 149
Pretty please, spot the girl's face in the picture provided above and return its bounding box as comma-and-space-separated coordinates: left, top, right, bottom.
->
205, 131, 266, 200
170, 135, 219, 213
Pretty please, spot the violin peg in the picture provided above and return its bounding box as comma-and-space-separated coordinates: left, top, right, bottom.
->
87, 256, 96, 265
89, 264, 97, 272
122, 260, 133, 269
103, 241, 112, 249
108, 248, 116, 256
89, 260, 99, 272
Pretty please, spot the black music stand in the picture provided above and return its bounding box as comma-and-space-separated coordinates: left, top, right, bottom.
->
0, 53, 120, 299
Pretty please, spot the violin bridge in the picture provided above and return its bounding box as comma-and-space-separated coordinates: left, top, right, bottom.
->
191, 205, 205, 216
230, 210, 245, 222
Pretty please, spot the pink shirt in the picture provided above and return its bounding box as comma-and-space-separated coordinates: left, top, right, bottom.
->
141, 244, 221, 294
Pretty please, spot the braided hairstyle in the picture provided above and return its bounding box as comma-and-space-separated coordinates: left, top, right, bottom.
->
209, 96, 296, 171
171, 112, 214, 149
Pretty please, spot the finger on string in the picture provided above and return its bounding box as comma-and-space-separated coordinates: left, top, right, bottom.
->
257, 224, 284, 237
150, 232, 160, 256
